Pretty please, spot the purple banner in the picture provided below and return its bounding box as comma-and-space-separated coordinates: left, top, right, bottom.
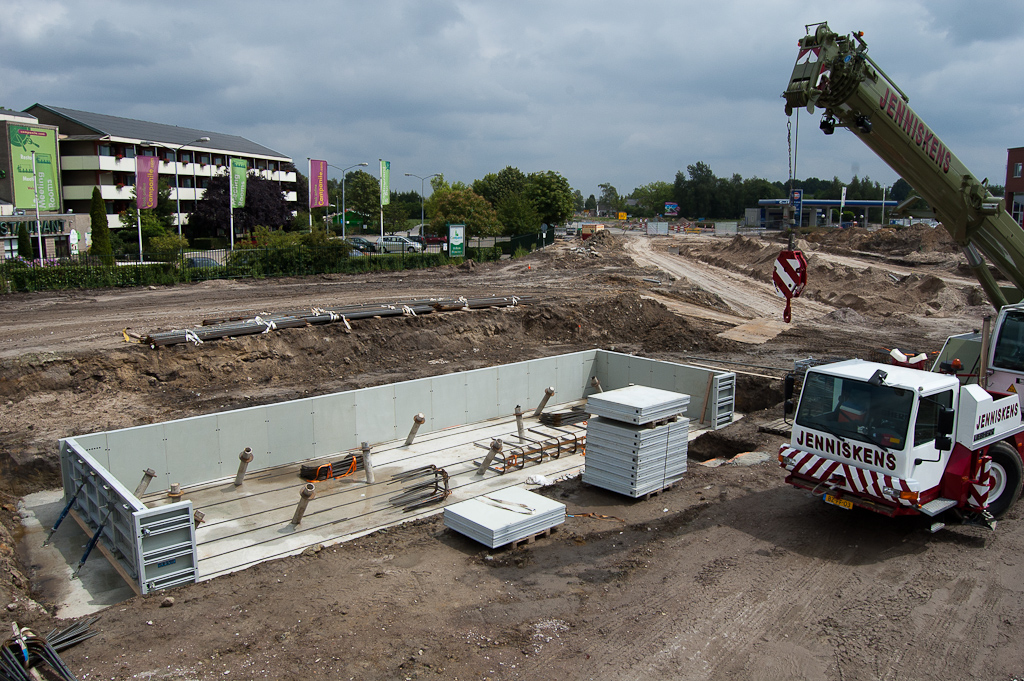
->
309, 159, 328, 208
136, 155, 160, 210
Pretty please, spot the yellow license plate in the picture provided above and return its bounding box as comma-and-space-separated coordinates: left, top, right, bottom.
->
824, 494, 853, 510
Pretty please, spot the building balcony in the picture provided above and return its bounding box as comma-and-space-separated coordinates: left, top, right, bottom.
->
62, 184, 133, 201
60, 155, 137, 172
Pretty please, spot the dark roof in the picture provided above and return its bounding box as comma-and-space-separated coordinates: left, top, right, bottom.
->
25, 104, 290, 160
1, 107, 36, 121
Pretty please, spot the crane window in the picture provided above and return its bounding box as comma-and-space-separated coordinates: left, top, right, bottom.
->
914, 390, 953, 447
992, 310, 1024, 372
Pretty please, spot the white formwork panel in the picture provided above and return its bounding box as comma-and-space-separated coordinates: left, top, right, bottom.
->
163, 417, 225, 489
554, 352, 591, 402
597, 351, 630, 391
217, 406, 272, 479
310, 391, 358, 458
393, 376, 435, 434
267, 398, 316, 468
103, 424, 170, 494
465, 366, 501, 424
354, 383, 399, 445
527, 356, 561, 406
626, 357, 656, 389
69, 432, 108, 470
430, 373, 469, 432
496, 362, 532, 416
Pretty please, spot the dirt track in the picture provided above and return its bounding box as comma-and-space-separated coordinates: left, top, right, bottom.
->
3, 228, 1022, 680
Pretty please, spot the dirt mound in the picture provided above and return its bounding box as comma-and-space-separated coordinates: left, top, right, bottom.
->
805, 223, 957, 255
686, 235, 978, 319
0, 293, 739, 496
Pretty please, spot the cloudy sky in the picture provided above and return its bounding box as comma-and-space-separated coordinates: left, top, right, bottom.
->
2, 0, 1022, 199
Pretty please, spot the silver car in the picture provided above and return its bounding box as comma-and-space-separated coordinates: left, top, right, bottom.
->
376, 235, 423, 253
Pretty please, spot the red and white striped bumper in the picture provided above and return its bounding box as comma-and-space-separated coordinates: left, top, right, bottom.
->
778, 445, 919, 509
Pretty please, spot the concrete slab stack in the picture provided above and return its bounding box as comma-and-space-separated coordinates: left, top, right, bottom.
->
443, 487, 566, 548
583, 386, 690, 497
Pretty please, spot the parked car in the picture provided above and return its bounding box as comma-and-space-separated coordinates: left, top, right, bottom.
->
407, 235, 427, 248
423, 234, 448, 246
376, 235, 423, 253
184, 256, 220, 269
347, 236, 377, 253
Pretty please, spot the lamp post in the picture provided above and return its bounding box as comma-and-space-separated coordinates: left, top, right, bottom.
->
404, 172, 439, 234
166, 137, 211, 237
327, 162, 368, 239
30, 151, 43, 260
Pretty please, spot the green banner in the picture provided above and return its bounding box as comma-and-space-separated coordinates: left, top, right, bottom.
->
380, 159, 390, 206
9, 125, 60, 211
230, 158, 248, 208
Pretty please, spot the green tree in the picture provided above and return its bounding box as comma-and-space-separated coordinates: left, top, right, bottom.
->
473, 166, 528, 207
88, 186, 112, 261
673, 161, 719, 217
343, 170, 381, 223
17, 221, 32, 259
383, 201, 409, 233
497, 193, 542, 236
629, 181, 673, 217
525, 171, 574, 226
572, 189, 585, 211
598, 183, 621, 214
188, 174, 291, 241
429, 188, 501, 237
585, 194, 597, 211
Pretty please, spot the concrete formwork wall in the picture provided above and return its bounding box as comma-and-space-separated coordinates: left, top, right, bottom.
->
592, 351, 732, 425
66, 351, 599, 493
63, 350, 731, 495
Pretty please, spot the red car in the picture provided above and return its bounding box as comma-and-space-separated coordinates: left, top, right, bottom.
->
423, 234, 448, 245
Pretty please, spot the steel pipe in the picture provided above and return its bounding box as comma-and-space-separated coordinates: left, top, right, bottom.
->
405, 413, 426, 446
290, 483, 317, 525
361, 442, 375, 484
590, 376, 604, 393
533, 386, 556, 417
134, 468, 158, 497
476, 438, 503, 476
234, 447, 254, 486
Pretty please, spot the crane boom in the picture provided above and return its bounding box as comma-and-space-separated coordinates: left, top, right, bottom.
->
783, 22, 1024, 308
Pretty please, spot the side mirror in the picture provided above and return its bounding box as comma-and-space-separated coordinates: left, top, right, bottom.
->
935, 435, 953, 452
783, 374, 796, 416
937, 406, 954, 436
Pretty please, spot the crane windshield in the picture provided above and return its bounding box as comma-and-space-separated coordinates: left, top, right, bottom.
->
795, 372, 914, 450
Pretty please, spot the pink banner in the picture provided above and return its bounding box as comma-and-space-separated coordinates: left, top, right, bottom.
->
309, 159, 328, 208
136, 155, 159, 210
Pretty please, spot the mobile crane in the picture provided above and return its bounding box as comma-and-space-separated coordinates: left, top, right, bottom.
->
778, 23, 1024, 527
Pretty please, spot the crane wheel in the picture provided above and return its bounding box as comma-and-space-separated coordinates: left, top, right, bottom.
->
986, 441, 1024, 518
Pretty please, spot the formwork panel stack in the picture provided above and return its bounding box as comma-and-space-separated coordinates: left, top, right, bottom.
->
582, 385, 690, 497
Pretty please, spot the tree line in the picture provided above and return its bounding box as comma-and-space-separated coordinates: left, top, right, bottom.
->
590, 162, 1006, 222
91, 157, 1011, 258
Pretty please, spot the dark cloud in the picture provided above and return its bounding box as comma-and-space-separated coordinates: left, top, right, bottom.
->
2, 0, 1020, 196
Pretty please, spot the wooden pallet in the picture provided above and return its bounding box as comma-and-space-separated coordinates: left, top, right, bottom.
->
506, 526, 557, 549
641, 483, 675, 501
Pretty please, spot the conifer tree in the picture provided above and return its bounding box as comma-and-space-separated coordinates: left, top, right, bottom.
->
89, 186, 113, 261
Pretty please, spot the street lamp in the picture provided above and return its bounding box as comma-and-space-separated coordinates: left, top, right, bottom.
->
404, 172, 439, 234
167, 136, 211, 236
327, 162, 368, 239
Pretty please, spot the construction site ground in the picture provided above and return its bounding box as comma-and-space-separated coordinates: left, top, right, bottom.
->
1, 225, 1021, 680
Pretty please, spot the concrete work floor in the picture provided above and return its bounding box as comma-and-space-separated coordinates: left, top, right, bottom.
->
20, 401, 730, 617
